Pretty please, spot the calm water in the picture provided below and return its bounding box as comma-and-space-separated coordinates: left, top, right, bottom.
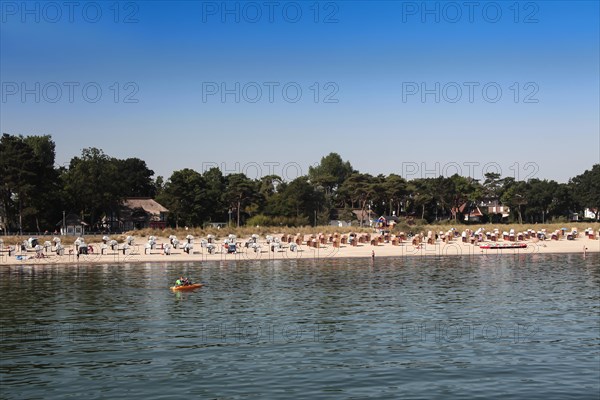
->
1, 254, 599, 399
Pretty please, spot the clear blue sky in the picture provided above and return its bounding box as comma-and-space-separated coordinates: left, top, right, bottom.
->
1, 0, 598, 183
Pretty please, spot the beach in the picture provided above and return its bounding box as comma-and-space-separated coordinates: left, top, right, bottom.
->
1, 227, 598, 266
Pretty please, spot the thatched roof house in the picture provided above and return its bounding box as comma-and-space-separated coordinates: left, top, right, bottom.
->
121, 198, 169, 230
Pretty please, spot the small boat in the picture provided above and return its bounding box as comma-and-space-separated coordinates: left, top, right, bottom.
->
170, 283, 203, 291
479, 243, 527, 250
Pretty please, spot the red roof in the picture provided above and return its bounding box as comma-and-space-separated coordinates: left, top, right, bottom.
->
452, 203, 483, 217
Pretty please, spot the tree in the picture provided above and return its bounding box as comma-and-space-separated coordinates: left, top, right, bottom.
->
258, 175, 282, 201
0, 134, 37, 233
154, 176, 165, 196
223, 173, 256, 227
202, 167, 226, 222
277, 177, 325, 221
23, 135, 61, 232
448, 175, 483, 222
115, 158, 156, 197
548, 183, 575, 220
157, 169, 207, 227
501, 180, 529, 224
338, 173, 379, 226
570, 164, 600, 219
482, 172, 503, 201
409, 178, 436, 221
308, 153, 354, 195
62, 148, 121, 226
384, 174, 408, 216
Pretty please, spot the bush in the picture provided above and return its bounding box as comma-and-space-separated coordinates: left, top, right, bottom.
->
245, 214, 310, 227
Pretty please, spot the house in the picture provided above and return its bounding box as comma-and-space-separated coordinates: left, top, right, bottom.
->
584, 208, 599, 220
329, 220, 352, 227
569, 212, 579, 222
205, 222, 227, 229
56, 213, 88, 236
479, 200, 510, 219
452, 203, 484, 222
352, 209, 376, 226
121, 198, 169, 230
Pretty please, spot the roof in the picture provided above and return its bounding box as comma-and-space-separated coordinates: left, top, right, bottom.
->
123, 198, 169, 215
467, 207, 483, 217
452, 203, 483, 217
56, 213, 88, 226
352, 209, 375, 219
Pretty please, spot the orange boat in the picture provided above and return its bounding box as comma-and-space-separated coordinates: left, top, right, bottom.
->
170, 283, 203, 291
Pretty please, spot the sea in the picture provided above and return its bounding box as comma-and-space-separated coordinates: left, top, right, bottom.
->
1, 254, 599, 399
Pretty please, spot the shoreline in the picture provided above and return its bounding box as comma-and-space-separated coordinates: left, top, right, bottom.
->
1, 232, 597, 266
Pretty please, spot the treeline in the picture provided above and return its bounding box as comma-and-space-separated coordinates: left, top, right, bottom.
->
1, 133, 598, 233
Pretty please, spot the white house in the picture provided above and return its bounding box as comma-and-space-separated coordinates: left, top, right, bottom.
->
584, 208, 599, 220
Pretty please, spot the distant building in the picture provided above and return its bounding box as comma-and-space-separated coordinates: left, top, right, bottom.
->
329, 220, 352, 227
452, 203, 484, 222
569, 212, 579, 222
56, 213, 88, 236
205, 222, 227, 229
121, 198, 169, 230
584, 208, 599, 220
479, 200, 510, 218
352, 209, 376, 226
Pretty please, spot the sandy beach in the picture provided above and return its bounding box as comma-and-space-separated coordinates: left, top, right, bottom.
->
1, 227, 598, 266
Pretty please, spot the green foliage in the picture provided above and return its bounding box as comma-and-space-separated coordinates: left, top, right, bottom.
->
156, 169, 207, 228
246, 214, 310, 227
62, 148, 122, 226
570, 164, 600, 219
501, 180, 529, 224
1, 132, 598, 232
308, 152, 354, 194
202, 167, 226, 222
0, 134, 59, 232
261, 176, 325, 227
383, 173, 409, 216
116, 158, 156, 197
224, 173, 258, 227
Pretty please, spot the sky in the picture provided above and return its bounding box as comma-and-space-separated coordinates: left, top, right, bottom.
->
1, 0, 599, 183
